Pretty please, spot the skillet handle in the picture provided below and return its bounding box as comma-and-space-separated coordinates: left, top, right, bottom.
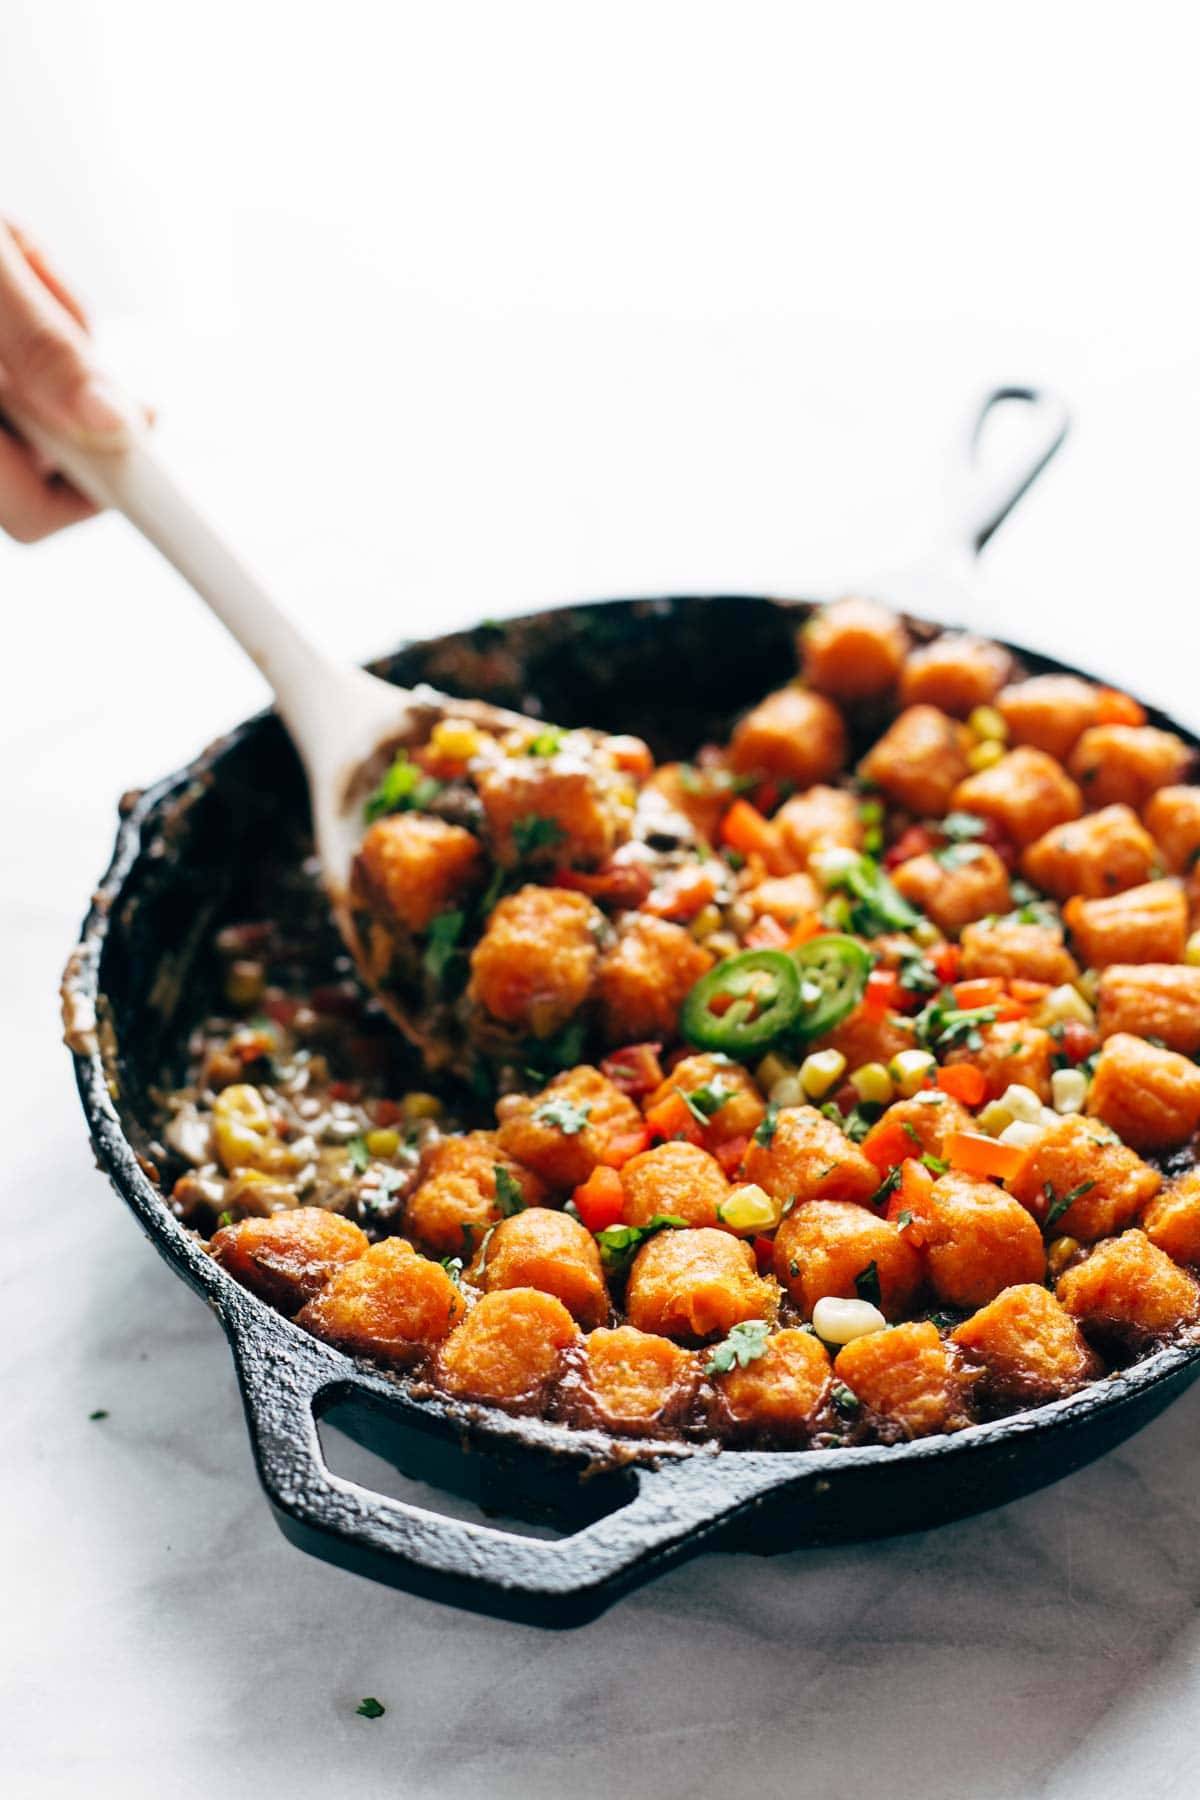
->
954, 384, 1070, 557
224, 1297, 795, 1628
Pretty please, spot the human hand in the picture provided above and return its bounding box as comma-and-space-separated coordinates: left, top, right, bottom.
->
0, 218, 135, 542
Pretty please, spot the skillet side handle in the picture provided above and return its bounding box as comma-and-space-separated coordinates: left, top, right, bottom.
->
956, 385, 1070, 557
223, 1297, 795, 1628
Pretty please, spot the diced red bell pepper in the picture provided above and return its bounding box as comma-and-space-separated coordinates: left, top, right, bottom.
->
601, 1042, 665, 1098
862, 1116, 915, 1173
721, 799, 786, 873
885, 1159, 933, 1243
936, 1063, 987, 1106
644, 1090, 705, 1146
930, 942, 961, 985
1061, 1021, 1100, 1064
953, 977, 1006, 1010
752, 1234, 776, 1275
572, 1166, 628, 1233
945, 1130, 1029, 1183
714, 1134, 749, 1177
598, 1125, 653, 1168
327, 1078, 363, 1103
864, 969, 903, 1016
370, 1098, 404, 1127
884, 824, 937, 869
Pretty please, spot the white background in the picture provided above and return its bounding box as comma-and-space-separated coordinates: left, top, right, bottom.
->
4, 5, 1200, 1797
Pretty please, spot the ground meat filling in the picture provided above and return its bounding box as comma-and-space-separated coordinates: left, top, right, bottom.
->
154, 603, 1200, 1451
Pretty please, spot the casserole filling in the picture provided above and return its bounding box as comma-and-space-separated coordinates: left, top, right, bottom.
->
152, 598, 1200, 1448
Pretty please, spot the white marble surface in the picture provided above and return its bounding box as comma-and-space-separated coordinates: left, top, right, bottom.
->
5, 7, 1200, 1796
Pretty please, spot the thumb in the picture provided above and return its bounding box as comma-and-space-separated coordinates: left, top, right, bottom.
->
0, 222, 132, 449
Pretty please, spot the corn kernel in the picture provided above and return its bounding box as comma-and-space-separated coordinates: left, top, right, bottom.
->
212, 1083, 275, 1173
1046, 1235, 1081, 1280
998, 1118, 1043, 1149
756, 1053, 796, 1092
978, 1099, 1014, 1136
1035, 984, 1095, 1029
706, 931, 740, 960
430, 718, 481, 761
1000, 1083, 1044, 1125
966, 738, 1006, 772
812, 1296, 888, 1345
768, 1075, 804, 1108
823, 895, 853, 931
1051, 1068, 1088, 1114
365, 1127, 401, 1158
911, 918, 942, 947
1185, 931, 1200, 968
968, 705, 1008, 743
718, 1183, 782, 1233
690, 904, 722, 942
1074, 968, 1100, 1005
401, 1092, 443, 1120
849, 1061, 895, 1106
888, 1048, 936, 1097
800, 1049, 847, 1100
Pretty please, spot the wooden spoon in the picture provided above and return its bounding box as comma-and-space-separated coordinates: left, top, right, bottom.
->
3, 396, 558, 1055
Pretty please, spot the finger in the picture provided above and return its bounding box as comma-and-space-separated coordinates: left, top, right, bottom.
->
0, 221, 131, 447
0, 424, 97, 542
4, 219, 90, 331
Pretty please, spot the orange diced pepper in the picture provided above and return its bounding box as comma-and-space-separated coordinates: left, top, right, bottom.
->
862, 1117, 916, 1173
936, 1063, 987, 1106
1095, 687, 1146, 727
599, 1124, 654, 1167
945, 1130, 1029, 1183
643, 1092, 704, 1147
572, 1165, 627, 1233
721, 799, 785, 872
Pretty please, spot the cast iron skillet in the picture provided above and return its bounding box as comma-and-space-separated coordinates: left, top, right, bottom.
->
64, 388, 1200, 1628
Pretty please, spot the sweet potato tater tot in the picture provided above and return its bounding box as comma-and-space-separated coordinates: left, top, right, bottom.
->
952, 1285, 1100, 1407
472, 1208, 609, 1328
297, 1239, 466, 1364
625, 1228, 775, 1342
802, 598, 909, 701
712, 1329, 833, 1443
438, 1289, 581, 1406
834, 1322, 973, 1438
773, 1200, 922, 1321
211, 1208, 368, 1313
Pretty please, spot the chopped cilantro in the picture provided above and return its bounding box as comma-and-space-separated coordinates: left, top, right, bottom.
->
914, 994, 997, 1052
921, 1152, 949, 1175
824, 853, 921, 937
934, 841, 986, 871
356, 1698, 385, 1720
1043, 1179, 1095, 1234
869, 1165, 903, 1209
533, 1097, 592, 1135
754, 1101, 780, 1148
439, 1256, 464, 1286
854, 1260, 882, 1307
88, 1409, 109, 1421
526, 726, 565, 757
423, 910, 465, 986
681, 1081, 729, 1120
941, 811, 988, 842
595, 1213, 687, 1272
898, 953, 939, 996
896, 1209, 914, 1229
347, 1136, 371, 1174
363, 752, 442, 823
216, 1209, 235, 1229
704, 1319, 771, 1376
831, 1382, 860, 1415
493, 1164, 527, 1216
512, 815, 565, 858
